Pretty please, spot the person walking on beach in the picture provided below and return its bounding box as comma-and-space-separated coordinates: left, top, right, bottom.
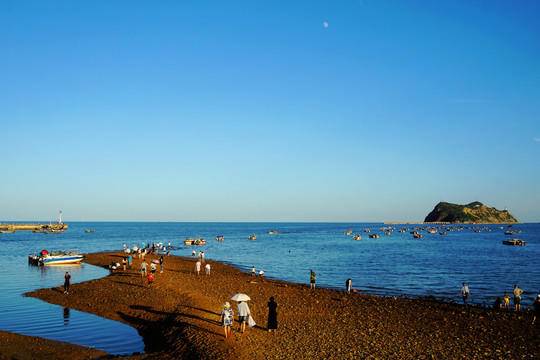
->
159, 255, 164, 273
251, 266, 256, 277
140, 260, 148, 277
64, 272, 71, 294
267, 297, 278, 332
461, 283, 470, 304
221, 302, 234, 338
200, 251, 205, 264
205, 263, 211, 275
310, 270, 316, 289
513, 284, 523, 311
127, 254, 133, 269
237, 300, 251, 333
346, 278, 352, 294
195, 260, 201, 275
122, 257, 127, 271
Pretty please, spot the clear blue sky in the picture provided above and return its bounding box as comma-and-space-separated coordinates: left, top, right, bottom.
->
1, 0, 539, 222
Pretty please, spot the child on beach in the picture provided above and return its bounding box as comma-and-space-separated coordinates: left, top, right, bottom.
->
205, 263, 211, 275
147, 272, 155, 286
503, 292, 511, 309
221, 302, 234, 338
150, 262, 157, 274
195, 260, 201, 275
140, 261, 148, 277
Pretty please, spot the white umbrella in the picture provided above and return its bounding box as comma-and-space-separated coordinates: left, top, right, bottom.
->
231, 293, 251, 302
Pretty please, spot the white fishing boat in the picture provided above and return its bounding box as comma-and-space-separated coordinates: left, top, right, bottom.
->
28, 249, 83, 266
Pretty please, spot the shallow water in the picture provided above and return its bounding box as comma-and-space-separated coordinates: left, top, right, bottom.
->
0, 222, 538, 352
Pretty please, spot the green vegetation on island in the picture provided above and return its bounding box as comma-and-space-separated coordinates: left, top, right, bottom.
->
424, 201, 518, 224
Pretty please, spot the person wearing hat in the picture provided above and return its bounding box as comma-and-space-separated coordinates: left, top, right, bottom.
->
220, 302, 234, 338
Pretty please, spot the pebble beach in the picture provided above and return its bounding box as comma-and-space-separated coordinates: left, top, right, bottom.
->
10, 251, 537, 359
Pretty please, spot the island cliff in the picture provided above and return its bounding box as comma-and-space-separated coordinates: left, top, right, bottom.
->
424, 201, 518, 224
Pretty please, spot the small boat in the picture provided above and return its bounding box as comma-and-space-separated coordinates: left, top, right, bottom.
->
28, 249, 83, 266
368, 234, 380, 239
84, 229, 95, 233
184, 238, 206, 246
364, 228, 371, 233
427, 228, 437, 234
502, 239, 526, 246
344, 229, 353, 236
215, 235, 225, 241
353, 234, 362, 241
413, 232, 423, 239
268, 230, 279, 235
248, 234, 257, 241
0, 230, 15, 234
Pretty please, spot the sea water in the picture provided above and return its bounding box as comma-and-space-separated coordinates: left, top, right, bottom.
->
0, 222, 538, 352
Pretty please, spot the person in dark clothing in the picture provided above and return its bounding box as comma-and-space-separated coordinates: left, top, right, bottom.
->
159, 255, 164, 273
345, 278, 352, 294
267, 297, 278, 332
64, 272, 71, 294
532, 294, 540, 325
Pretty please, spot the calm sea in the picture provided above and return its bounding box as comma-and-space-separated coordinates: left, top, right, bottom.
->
0, 222, 539, 353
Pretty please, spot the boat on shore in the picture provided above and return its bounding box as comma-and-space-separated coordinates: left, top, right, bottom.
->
502, 239, 526, 246
28, 249, 83, 266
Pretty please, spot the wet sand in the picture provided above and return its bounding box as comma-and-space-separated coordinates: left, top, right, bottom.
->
18, 252, 540, 359
0, 330, 106, 360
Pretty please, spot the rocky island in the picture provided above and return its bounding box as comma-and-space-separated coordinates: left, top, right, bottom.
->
424, 201, 518, 224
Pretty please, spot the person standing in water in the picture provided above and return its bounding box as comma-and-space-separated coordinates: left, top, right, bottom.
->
64, 272, 71, 294
267, 297, 278, 332
513, 284, 523, 311
461, 283, 470, 305
309, 270, 316, 289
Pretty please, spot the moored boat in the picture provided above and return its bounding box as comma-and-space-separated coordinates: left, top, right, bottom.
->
368, 233, 380, 239
215, 235, 225, 241
353, 234, 362, 241
344, 229, 353, 236
502, 239, 526, 246
28, 249, 83, 266
248, 234, 257, 241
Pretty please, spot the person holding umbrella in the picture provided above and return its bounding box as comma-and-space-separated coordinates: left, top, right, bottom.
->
231, 293, 252, 333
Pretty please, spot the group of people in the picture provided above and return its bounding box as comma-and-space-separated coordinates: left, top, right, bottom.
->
461, 282, 539, 318
220, 297, 278, 338
139, 255, 165, 285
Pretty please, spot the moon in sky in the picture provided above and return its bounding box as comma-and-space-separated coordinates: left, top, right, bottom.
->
323, 21, 329, 29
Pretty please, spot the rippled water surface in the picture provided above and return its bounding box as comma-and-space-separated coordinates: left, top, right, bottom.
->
1, 222, 539, 352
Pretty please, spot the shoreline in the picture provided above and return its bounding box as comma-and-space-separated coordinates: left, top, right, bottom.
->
12, 251, 539, 359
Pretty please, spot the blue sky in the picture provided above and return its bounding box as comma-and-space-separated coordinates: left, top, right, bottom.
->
1, 0, 539, 222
